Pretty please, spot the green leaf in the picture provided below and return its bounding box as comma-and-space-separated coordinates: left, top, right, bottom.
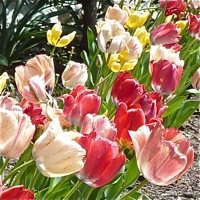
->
0, 54, 8, 66
126, 192, 151, 200
162, 96, 187, 117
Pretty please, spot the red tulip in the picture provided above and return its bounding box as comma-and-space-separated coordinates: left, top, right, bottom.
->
150, 59, 183, 94
129, 123, 194, 185
114, 102, 145, 148
61, 85, 101, 127
160, 0, 187, 17
188, 14, 200, 41
76, 132, 126, 187
0, 177, 34, 200
150, 22, 181, 51
111, 72, 145, 106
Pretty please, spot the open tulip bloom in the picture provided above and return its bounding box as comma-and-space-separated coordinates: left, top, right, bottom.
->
0, 1, 199, 200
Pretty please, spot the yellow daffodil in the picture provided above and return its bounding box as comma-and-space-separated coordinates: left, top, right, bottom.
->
0, 72, 9, 94
123, 6, 149, 29
134, 26, 151, 48
47, 22, 76, 47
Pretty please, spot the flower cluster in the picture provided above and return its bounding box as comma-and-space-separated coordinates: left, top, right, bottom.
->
0, 0, 199, 199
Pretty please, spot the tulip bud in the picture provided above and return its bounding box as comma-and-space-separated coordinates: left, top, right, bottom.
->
188, 14, 200, 41
192, 67, 200, 91
124, 7, 149, 29
61, 61, 88, 90
76, 133, 126, 187
150, 22, 181, 51
47, 22, 76, 47
129, 124, 194, 185
105, 4, 128, 26
61, 85, 101, 127
0, 108, 35, 158
32, 119, 86, 177
150, 59, 183, 94
0, 72, 9, 94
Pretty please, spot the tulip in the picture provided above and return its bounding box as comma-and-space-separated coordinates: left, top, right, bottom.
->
61, 85, 101, 127
75, 132, 126, 187
111, 72, 145, 106
192, 67, 200, 91
150, 22, 181, 51
150, 45, 184, 67
62, 61, 88, 90
47, 22, 76, 47
124, 6, 149, 29
190, 0, 200, 9
114, 102, 146, 148
129, 124, 194, 185
0, 72, 9, 94
134, 26, 151, 48
81, 114, 117, 141
0, 177, 34, 200
15, 54, 55, 104
160, 0, 186, 17
150, 59, 183, 94
188, 14, 200, 41
105, 4, 128, 26
97, 20, 127, 54
0, 95, 21, 111
32, 119, 86, 177
0, 108, 35, 158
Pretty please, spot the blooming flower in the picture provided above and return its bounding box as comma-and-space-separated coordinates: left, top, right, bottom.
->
97, 20, 127, 54
32, 119, 86, 177
0, 97, 35, 158
81, 114, 117, 141
150, 22, 181, 51
160, 0, 187, 17
189, 0, 200, 9
47, 22, 76, 47
188, 14, 200, 41
61, 85, 101, 127
0, 177, 34, 200
105, 4, 128, 26
111, 72, 145, 106
62, 61, 88, 90
192, 67, 200, 91
124, 6, 149, 29
150, 59, 183, 94
0, 72, 9, 94
129, 123, 194, 185
76, 132, 126, 187
15, 54, 55, 104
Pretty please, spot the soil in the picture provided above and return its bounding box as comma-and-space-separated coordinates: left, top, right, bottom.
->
141, 110, 200, 200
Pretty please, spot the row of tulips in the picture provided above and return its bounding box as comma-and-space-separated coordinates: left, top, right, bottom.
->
0, 0, 200, 199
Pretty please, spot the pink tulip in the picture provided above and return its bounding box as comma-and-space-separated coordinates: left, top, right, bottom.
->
114, 102, 146, 148
76, 133, 126, 187
188, 14, 200, 41
150, 59, 183, 94
160, 0, 187, 17
192, 67, 200, 91
105, 4, 128, 26
81, 114, 117, 141
61, 85, 101, 127
150, 22, 181, 51
111, 72, 145, 107
15, 54, 55, 104
0, 180, 34, 200
129, 123, 194, 185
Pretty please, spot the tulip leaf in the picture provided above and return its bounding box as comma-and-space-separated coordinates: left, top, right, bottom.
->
0, 54, 8, 66
166, 100, 199, 128
125, 192, 151, 200
123, 155, 140, 188
162, 96, 187, 117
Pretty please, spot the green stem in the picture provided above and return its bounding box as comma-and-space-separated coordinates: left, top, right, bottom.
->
0, 158, 10, 175
50, 46, 56, 57
120, 179, 148, 200
11, 167, 26, 187
28, 168, 40, 189
63, 179, 82, 200
2, 160, 35, 184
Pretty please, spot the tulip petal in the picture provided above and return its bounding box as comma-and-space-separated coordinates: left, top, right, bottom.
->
56, 31, 76, 47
